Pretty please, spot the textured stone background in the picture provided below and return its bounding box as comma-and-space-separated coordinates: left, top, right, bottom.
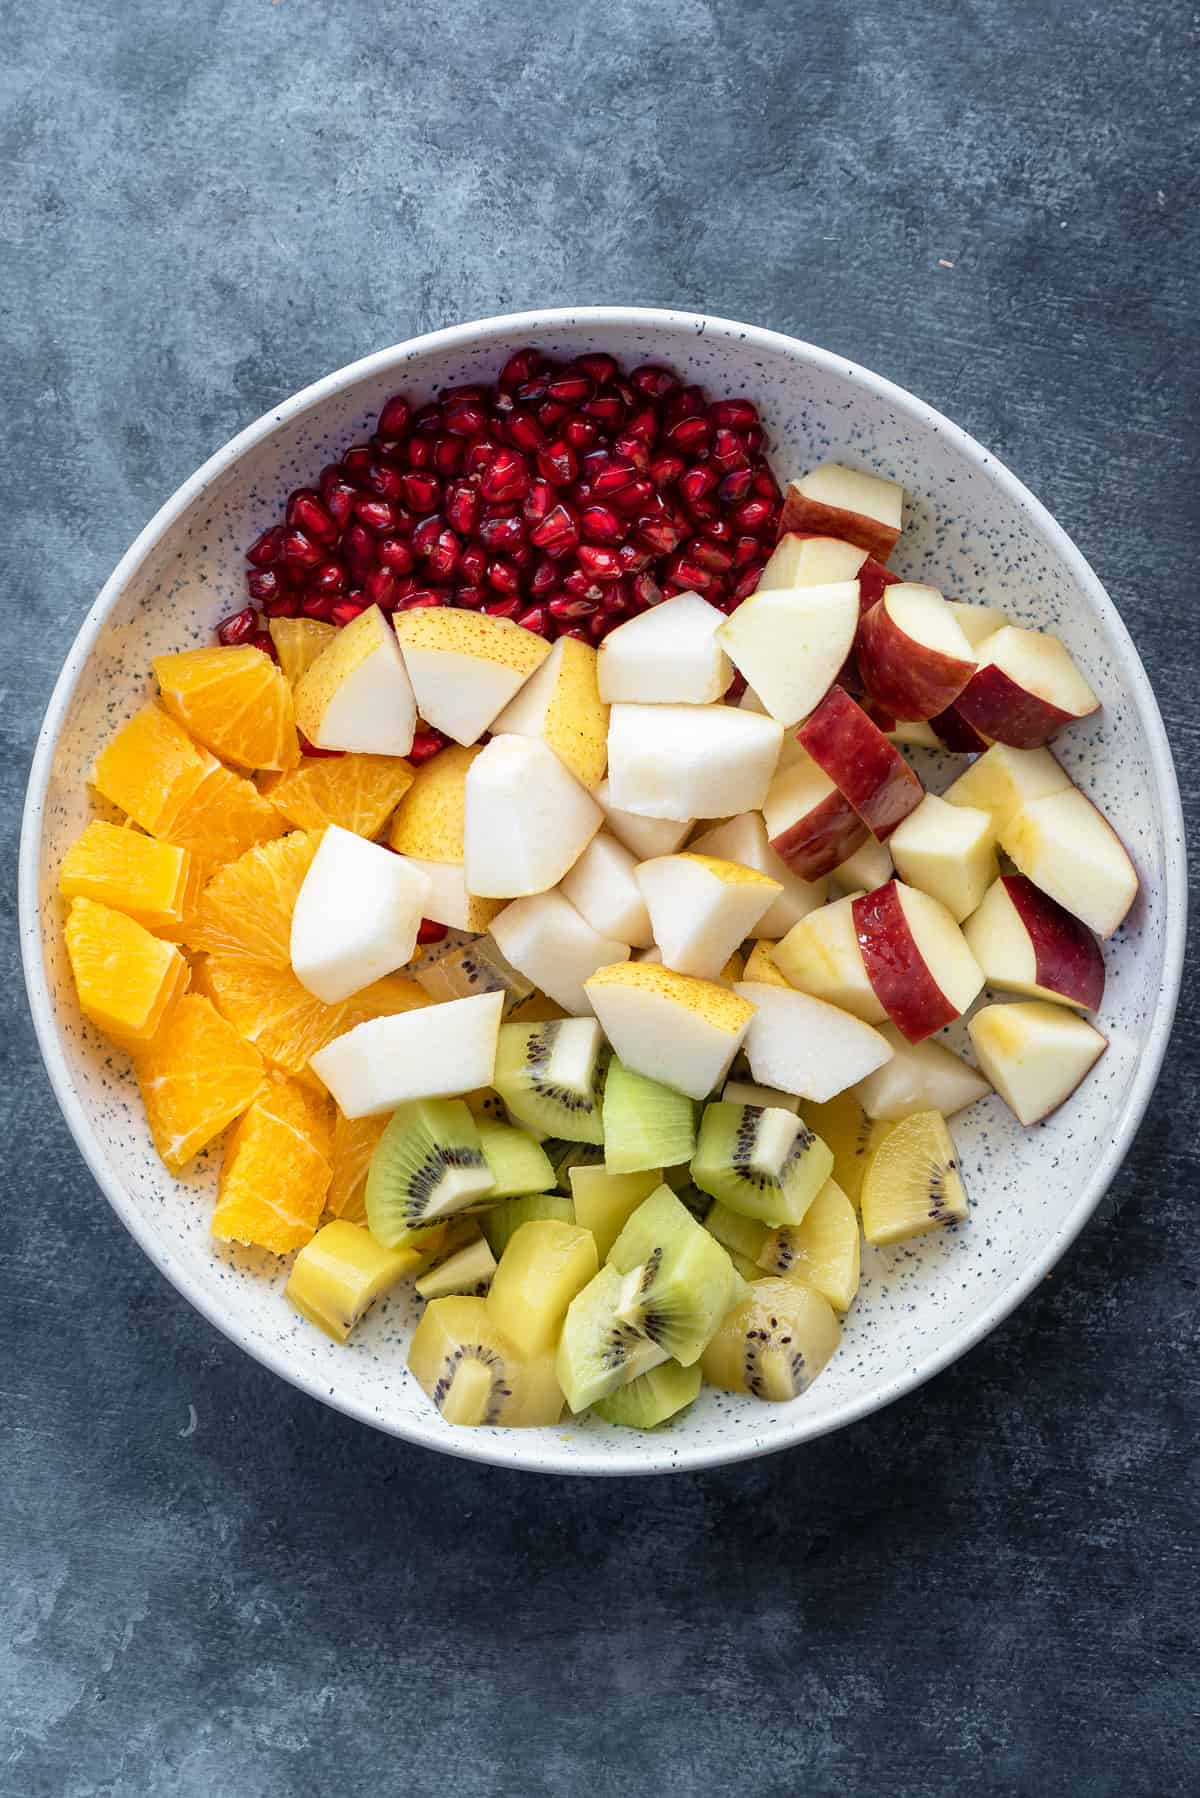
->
3, 2, 1198, 1793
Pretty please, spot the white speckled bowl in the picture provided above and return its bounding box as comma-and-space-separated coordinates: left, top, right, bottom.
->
21, 308, 1187, 1475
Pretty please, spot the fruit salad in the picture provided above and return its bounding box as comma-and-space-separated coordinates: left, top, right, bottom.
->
60, 348, 1134, 1435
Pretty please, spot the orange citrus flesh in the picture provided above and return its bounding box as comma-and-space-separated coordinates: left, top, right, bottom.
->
154, 645, 300, 772
266, 753, 414, 838
188, 830, 320, 964
268, 617, 337, 686
162, 762, 286, 871
64, 896, 190, 1047
59, 821, 195, 933
91, 703, 214, 837
327, 1112, 389, 1224
133, 994, 265, 1173
212, 1074, 333, 1253
202, 956, 430, 1083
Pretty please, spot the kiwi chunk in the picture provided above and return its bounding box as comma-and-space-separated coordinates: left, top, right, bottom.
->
493, 1018, 607, 1144
799, 1091, 892, 1208
477, 1120, 556, 1198
860, 1110, 967, 1246
691, 1101, 832, 1227
365, 1099, 495, 1248
608, 1185, 744, 1367
556, 1264, 670, 1413
408, 1296, 564, 1427
593, 1359, 702, 1430
486, 1219, 598, 1357
569, 1164, 661, 1260
481, 1191, 575, 1259
415, 1235, 498, 1300
602, 1060, 696, 1176
415, 935, 534, 1013
704, 1199, 769, 1264
702, 1278, 841, 1401
545, 1138, 605, 1192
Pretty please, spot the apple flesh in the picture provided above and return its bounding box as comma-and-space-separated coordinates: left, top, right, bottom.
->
830, 833, 893, 894
953, 626, 1100, 748
596, 590, 733, 705
852, 879, 984, 1042
290, 824, 430, 1004
888, 792, 998, 923
796, 686, 924, 841
463, 735, 602, 897
635, 854, 780, 980
968, 1000, 1107, 1126
963, 873, 1105, 1011
716, 582, 861, 726
999, 787, 1138, 939
606, 703, 782, 822
779, 463, 904, 562
560, 830, 655, 948
763, 752, 868, 881
489, 889, 630, 1015
758, 533, 868, 590
734, 982, 893, 1104
690, 812, 827, 936
856, 584, 977, 720
853, 1022, 991, 1120
945, 601, 1010, 650
771, 893, 887, 1023
942, 742, 1070, 832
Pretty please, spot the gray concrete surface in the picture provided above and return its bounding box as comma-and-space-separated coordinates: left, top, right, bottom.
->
3, 2, 1197, 1793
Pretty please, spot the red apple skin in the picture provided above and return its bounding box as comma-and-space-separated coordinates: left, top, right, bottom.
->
856, 596, 976, 721
953, 663, 1079, 749
1002, 874, 1106, 1011
858, 556, 902, 610
797, 686, 924, 841
779, 486, 900, 563
928, 703, 990, 754
768, 789, 868, 880
852, 881, 958, 1042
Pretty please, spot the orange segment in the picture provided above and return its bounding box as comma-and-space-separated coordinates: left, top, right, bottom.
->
64, 896, 189, 1047
212, 1074, 332, 1253
163, 762, 286, 871
188, 830, 320, 964
133, 994, 265, 1172
266, 753, 415, 838
154, 645, 300, 773
269, 617, 337, 687
59, 821, 195, 933
337, 970, 430, 1035
91, 703, 214, 837
203, 957, 430, 1083
328, 1112, 389, 1223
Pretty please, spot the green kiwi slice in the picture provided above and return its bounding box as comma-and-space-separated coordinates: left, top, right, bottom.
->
592, 1359, 702, 1430
493, 1019, 606, 1144
607, 1185, 744, 1367
414, 935, 534, 1012
545, 1138, 606, 1192
481, 1192, 576, 1259
555, 1264, 669, 1413
690, 1101, 832, 1226
477, 1121, 556, 1198
365, 1099, 496, 1249
602, 1060, 696, 1176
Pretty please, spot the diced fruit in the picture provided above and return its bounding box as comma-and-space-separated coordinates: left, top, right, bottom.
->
294, 604, 416, 755
703, 1200, 770, 1262
91, 702, 215, 837
772, 894, 887, 1022
691, 1100, 833, 1226
556, 1264, 669, 1412
798, 1090, 892, 1208
213, 1074, 332, 1253
741, 940, 792, 990
478, 1121, 556, 1198
287, 1221, 421, 1341
289, 824, 429, 1002
328, 1112, 389, 1222
409, 1296, 564, 1426
161, 762, 286, 870
739, 682, 807, 770
133, 994, 264, 1172
584, 962, 754, 1101
568, 1164, 662, 1259
722, 1078, 800, 1113
202, 957, 428, 1084
414, 935, 534, 1014
593, 1359, 702, 1429
608, 1185, 743, 1366
312, 990, 503, 1117
394, 608, 550, 745
968, 1000, 1107, 1126
1000, 788, 1138, 939
758, 533, 868, 590
853, 881, 984, 1042
365, 1098, 495, 1247
486, 1219, 598, 1355
830, 833, 893, 893
490, 635, 609, 790
702, 1277, 840, 1399
492, 1017, 607, 1144
560, 831, 655, 948
763, 752, 868, 881
489, 889, 629, 1014
963, 873, 1105, 1011
606, 703, 782, 822
854, 1022, 990, 1120
464, 735, 602, 897
734, 981, 894, 1102
387, 743, 479, 861
597, 590, 733, 705
265, 753, 414, 838
412, 861, 504, 933
59, 821, 197, 934
268, 616, 337, 686
189, 829, 319, 965
65, 895, 189, 1046
153, 645, 299, 772
756, 1180, 860, 1312
716, 582, 860, 724
953, 626, 1100, 747
860, 1110, 968, 1246
415, 1236, 498, 1299
636, 854, 780, 980
779, 463, 903, 560
856, 584, 976, 720
602, 1060, 696, 1175
942, 741, 1070, 832
481, 1192, 576, 1259
945, 601, 1010, 649
689, 814, 826, 937
888, 792, 998, 922
797, 686, 924, 841
594, 778, 693, 861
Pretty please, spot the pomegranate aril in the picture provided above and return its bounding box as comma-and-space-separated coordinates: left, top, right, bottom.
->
679, 465, 719, 505
301, 593, 338, 622
410, 728, 448, 765
484, 595, 521, 619
371, 435, 406, 464
364, 461, 405, 502
464, 438, 499, 477
610, 476, 655, 516
486, 558, 521, 595
549, 594, 600, 622
631, 365, 678, 399
480, 448, 530, 503
546, 373, 594, 404
247, 629, 279, 659
537, 400, 570, 430
591, 458, 637, 499
631, 570, 664, 609
590, 612, 623, 642
247, 568, 280, 604
499, 349, 544, 392
690, 539, 735, 574
402, 472, 441, 514
344, 522, 379, 578
281, 528, 325, 571
515, 375, 551, 404
354, 496, 399, 533
413, 518, 462, 580
433, 436, 465, 476
564, 415, 600, 450
635, 516, 687, 555
702, 517, 734, 545
478, 512, 526, 552
378, 394, 412, 438
364, 567, 403, 612
402, 589, 446, 610
537, 439, 577, 487
417, 918, 449, 947
731, 496, 773, 532
454, 585, 487, 609
577, 353, 617, 384
710, 398, 759, 431
580, 504, 624, 545
666, 552, 718, 593
459, 543, 487, 584
531, 556, 559, 596
718, 468, 754, 506
710, 428, 749, 474
379, 536, 415, 574
343, 445, 375, 482
577, 543, 623, 581
743, 424, 766, 455
444, 398, 488, 437
582, 392, 625, 427
515, 605, 548, 635
753, 465, 783, 500
412, 404, 443, 436
322, 478, 357, 529
246, 526, 285, 568
612, 433, 650, 470
733, 534, 762, 568
404, 434, 432, 470
508, 538, 533, 569
733, 559, 766, 602
331, 599, 369, 627
650, 454, 687, 489
264, 592, 301, 618
530, 503, 580, 555
286, 490, 336, 544
624, 405, 660, 444
508, 410, 546, 453
523, 479, 554, 526
617, 541, 652, 574
666, 383, 708, 421
308, 561, 348, 598
219, 607, 259, 645
665, 414, 711, 453
445, 480, 480, 535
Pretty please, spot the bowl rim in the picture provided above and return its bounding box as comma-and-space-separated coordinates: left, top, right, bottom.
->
20, 305, 1188, 1476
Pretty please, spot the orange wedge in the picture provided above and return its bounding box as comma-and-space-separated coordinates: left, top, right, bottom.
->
266, 753, 415, 838
133, 994, 265, 1172
269, 617, 337, 686
163, 762, 286, 871
91, 703, 214, 837
328, 1112, 390, 1223
59, 821, 197, 933
203, 957, 430, 1083
64, 895, 189, 1047
212, 1074, 333, 1253
188, 830, 320, 964
154, 645, 300, 772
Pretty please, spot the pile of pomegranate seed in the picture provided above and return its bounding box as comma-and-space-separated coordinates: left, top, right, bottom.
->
221, 352, 782, 652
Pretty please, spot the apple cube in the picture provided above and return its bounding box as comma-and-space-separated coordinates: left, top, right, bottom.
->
856, 584, 976, 721
963, 873, 1105, 1011
394, 609, 550, 746
797, 685, 924, 841
490, 890, 630, 1016
584, 962, 755, 1101
559, 830, 654, 948
763, 753, 868, 880
606, 703, 782, 821
968, 1000, 1107, 1126
636, 853, 781, 980
758, 533, 868, 591
489, 635, 608, 790
830, 833, 893, 894
942, 741, 1070, 832
779, 463, 904, 561
888, 792, 998, 923
926, 703, 991, 754
310, 990, 504, 1117
464, 735, 602, 898
294, 604, 416, 756
716, 582, 860, 726
854, 1021, 991, 1120
593, 778, 693, 861
772, 894, 886, 1022
596, 591, 733, 705
953, 626, 1100, 748
852, 880, 984, 1042
690, 813, 826, 936
945, 600, 1011, 650
290, 824, 430, 1004
734, 982, 893, 1104
999, 787, 1137, 939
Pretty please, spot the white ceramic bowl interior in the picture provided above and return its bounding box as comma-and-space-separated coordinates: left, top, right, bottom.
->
21, 308, 1186, 1475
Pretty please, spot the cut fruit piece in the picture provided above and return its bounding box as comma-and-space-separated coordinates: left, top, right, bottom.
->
597, 590, 733, 705
602, 1060, 696, 1175
758, 532, 868, 591
772, 895, 887, 1023
584, 962, 754, 1102
386, 743, 480, 862
702, 1277, 840, 1399
854, 1022, 990, 1120
830, 833, 893, 894
799, 1090, 892, 1208
212, 1073, 332, 1253
464, 734, 602, 897
415, 1235, 498, 1299
411, 860, 504, 933
409, 1296, 564, 1427
860, 1109, 968, 1246
797, 686, 924, 842
716, 582, 860, 725
568, 1164, 662, 1260
888, 792, 998, 923
756, 1180, 860, 1312
953, 626, 1100, 748
295, 604, 416, 756
265, 753, 414, 839
691, 1100, 832, 1226
945, 601, 1011, 650
942, 742, 1071, 832
133, 994, 264, 1172
59, 821, 197, 934
855, 584, 976, 721
328, 1112, 389, 1223
268, 616, 337, 687
963, 873, 1106, 1011
734, 981, 894, 1102
606, 703, 782, 822
489, 889, 629, 1015
763, 752, 868, 881
202, 958, 428, 1085
161, 761, 287, 871
65, 896, 189, 1047
636, 853, 780, 980
690, 814, 826, 937
1000, 788, 1138, 939
414, 935, 534, 1014
556, 1264, 670, 1412
91, 702, 214, 837
189, 829, 320, 966
492, 1017, 607, 1144
546, 1138, 605, 1192
481, 1192, 576, 1259
486, 1219, 599, 1356
477, 1121, 556, 1198
154, 644, 299, 772
741, 940, 792, 990
593, 1359, 702, 1429
779, 463, 904, 561
853, 881, 984, 1042
311, 990, 504, 1117
365, 1098, 495, 1247
287, 1221, 420, 1341
489, 635, 608, 790
968, 1000, 1107, 1125
560, 831, 655, 949
608, 1185, 743, 1366
394, 607, 550, 746
594, 778, 693, 861
703, 1199, 769, 1263
722, 1078, 800, 1114
290, 824, 429, 1003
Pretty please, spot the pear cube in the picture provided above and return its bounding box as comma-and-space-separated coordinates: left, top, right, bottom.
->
310, 991, 504, 1117
294, 604, 416, 756
394, 609, 550, 746
636, 853, 780, 980
464, 735, 602, 898
607, 703, 782, 821
853, 1022, 991, 1120
560, 830, 655, 947
290, 823, 430, 1004
490, 890, 630, 1015
735, 981, 893, 1103
716, 582, 861, 725
584, 962, 755, 1101
690, 812, 826, 937
490, 635, 608, 789
597, 590, 733, 705
594, 778, 693, 860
